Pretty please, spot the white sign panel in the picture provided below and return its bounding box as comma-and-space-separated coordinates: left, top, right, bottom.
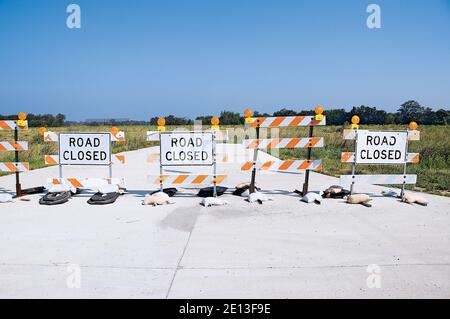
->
356, 131, 408, 164
160, 132, 213, 166
59, 133, 111, 165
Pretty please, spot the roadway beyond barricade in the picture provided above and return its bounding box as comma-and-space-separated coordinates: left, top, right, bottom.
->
0, 144, 449, 298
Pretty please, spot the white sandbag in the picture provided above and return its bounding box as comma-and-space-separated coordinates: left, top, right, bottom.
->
98, 184, 119, 194
0, 194, 13, 203
201, 197, 228, 207
48, 184, 75, 194
248, 191, 273, 204
301, 192, 322, 204
142, 192, 172, 206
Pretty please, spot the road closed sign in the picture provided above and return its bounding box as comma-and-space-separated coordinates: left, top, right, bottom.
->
59, 133, 111, 165
160, 132, 213, 166
356, 131, 408, 164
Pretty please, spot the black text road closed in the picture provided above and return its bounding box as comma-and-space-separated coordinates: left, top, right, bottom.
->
356, 130, 407, 164
160, 132, 213, 166
59, 133, 111, 165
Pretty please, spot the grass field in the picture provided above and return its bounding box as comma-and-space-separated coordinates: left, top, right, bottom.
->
1, 124, 449, 196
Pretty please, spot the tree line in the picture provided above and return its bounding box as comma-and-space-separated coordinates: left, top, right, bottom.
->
1, 100, 448, 127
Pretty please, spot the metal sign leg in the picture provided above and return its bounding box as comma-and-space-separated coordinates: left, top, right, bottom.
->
301, 126, 314, 195
14, 127, 22, 197
249, 126, 260, 193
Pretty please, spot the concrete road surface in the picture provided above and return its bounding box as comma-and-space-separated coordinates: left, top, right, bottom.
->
0, 144, 449, 298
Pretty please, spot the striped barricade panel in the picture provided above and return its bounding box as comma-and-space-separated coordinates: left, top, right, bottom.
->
241, 160, 322, 172
149, 174, 227, 185
0, 162, 30, 172
45, 154, 126, 165
247, 116, 326, 128
340, 174, 417, 186
340, 152, 420, 164
0, 141, 28, 151
147, 152, 229, 163
244, 137, 324, 149
44, 131, 126, 142
343, 129, 420, 141
47, 177, 125, 188
0, 120, 28, 131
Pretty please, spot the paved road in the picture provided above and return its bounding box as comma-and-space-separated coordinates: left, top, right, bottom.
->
1, 145, 449, 298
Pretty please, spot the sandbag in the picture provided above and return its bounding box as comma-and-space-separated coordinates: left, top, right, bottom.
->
233, 184, 260, 196
87, 192, 120, 205
401, 194, 428, 206
143, 192, 172, 206
39, 191, 72, 205
345, 194, 372, 207
248, 191, 273, 204
198, 186, 227, 198
201, 197, 228, 207
0, 194, 13, 203
301, 192, 322, 204
322, 185, 350, 198
149, 188, 178, 197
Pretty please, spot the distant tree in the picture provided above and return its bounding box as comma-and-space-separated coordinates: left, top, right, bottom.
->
273, 108, 297, 116
397, 100, 425, 124
324, 108, 348, 125
219, 111, 241, 125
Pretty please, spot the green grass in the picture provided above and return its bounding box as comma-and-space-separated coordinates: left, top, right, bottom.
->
1, 124, 449, 196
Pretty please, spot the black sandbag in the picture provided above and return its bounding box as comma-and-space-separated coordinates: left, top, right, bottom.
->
87, 192, 120, 205
149, 188, 178, 197
39, 191, 71, 205
198, 186, 227, 198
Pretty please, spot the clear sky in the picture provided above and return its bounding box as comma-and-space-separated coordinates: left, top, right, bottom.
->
0, 0, 449, 121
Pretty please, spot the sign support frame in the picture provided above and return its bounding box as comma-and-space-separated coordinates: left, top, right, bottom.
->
14, 127, 22, 197
249, 125, 260, 194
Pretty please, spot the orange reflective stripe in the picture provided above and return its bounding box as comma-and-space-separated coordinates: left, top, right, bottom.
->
411, 154, 419, 163
214, 175, 226, 184
173, 175, 188, 184
260, 161, 274, 170
341, 152, 353, 162
67, 178, 83, 188
279, 160, 295, 170
286, 138, 300, 148
289, 116, 305, 126
308, 137, 321, 147
241, 162, 253, 170
192, 175, 208, 184
5, 163, 18, 171
0, 122, 11, 130
270, 117, 285, 127
297, 160, 312, 169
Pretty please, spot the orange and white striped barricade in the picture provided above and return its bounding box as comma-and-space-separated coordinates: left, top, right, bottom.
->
146, 117, 227, 197
40, 127, 126, 190
242, 107, 326, 194
339, 119, 420, 197
0, 113, 31, 196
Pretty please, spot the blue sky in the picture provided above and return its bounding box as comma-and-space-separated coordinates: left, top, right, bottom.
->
0, 0, 449, 121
